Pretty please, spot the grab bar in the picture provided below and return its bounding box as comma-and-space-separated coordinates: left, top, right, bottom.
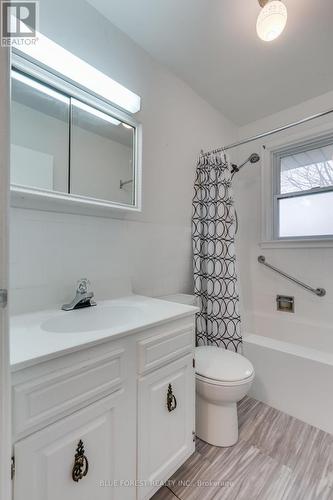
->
258, 255, 326, 297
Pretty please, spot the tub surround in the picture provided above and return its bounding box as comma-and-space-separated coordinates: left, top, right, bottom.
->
243, 331, 333, 434
11, 296, 198, 500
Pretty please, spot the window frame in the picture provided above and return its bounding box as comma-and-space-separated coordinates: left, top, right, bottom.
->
260, 126, 333, 249
272, 134, 333, 240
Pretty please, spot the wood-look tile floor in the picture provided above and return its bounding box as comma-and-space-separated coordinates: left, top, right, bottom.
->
152, 397, 333, 500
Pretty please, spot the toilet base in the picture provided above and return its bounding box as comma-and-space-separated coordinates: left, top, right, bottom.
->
196, 394, 238, 447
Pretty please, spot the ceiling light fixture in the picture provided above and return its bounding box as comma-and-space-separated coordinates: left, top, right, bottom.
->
257, 0, 287, 42
11, 69, 69, 104
14, 18, 141, 113
71, 99, 121, 126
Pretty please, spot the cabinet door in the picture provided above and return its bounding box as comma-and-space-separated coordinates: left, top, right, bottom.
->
138, 354, 195, 500
13, 392, 136, 500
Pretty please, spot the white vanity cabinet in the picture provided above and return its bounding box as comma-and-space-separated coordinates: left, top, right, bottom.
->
12, 337, 136, 500
11, 311, 196, 500
14, 392, 132, 500
138, 354, 195, 500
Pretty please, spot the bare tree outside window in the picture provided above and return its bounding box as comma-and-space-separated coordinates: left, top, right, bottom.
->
281, 160, 333, 193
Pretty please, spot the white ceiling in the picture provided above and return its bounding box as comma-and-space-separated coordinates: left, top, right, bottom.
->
87, 0, 333, 125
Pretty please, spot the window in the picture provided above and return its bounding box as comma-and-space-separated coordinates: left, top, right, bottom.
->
273, 136, 333, 240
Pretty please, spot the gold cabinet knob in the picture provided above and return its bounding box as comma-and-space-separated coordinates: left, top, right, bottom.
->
72, 440, 89, 482
167, 383, 177, 412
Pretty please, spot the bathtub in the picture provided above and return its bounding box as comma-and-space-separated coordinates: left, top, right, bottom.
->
243, 314, 333, 434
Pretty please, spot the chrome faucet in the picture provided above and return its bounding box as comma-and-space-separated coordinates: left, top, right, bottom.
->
61, 279, 97, 311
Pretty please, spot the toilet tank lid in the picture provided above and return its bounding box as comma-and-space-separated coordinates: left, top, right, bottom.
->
160, 294, 197, 306
195, 346, 254, 382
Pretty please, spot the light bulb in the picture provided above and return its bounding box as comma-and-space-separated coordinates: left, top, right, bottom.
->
257, 0, 287, 42
14, 16, 141, 113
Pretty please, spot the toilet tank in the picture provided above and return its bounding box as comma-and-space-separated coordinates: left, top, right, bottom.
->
160, 293, 198, 307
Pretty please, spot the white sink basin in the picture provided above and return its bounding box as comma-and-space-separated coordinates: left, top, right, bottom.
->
41, 305, 143, 334
10, 295, 199, 370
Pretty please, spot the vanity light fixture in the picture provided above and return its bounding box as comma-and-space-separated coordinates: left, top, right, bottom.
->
256, 0, 287, 42
14, 24, 141, 113
11, 69, 69, 103
72, 99, 121, 126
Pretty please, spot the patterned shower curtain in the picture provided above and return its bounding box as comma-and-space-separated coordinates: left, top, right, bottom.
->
192, 152, 242, 352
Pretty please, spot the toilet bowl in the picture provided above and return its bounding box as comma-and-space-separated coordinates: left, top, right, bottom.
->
195, 346, 255, 447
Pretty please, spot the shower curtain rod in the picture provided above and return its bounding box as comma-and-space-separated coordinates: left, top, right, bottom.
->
200, 107, 333, 158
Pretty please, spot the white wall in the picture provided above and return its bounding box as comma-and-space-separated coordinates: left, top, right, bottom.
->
11, 0, 333, 341
233, 89, 333, 339
10, 0, 237, 314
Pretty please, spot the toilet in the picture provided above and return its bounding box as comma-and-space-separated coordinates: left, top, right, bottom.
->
195, 346, 255, 447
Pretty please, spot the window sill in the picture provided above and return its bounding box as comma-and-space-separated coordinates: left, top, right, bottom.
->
260, 239, 333, 249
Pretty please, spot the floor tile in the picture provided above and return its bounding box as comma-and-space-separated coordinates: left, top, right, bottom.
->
166, 397, 333, 500
151, 486, 179, 499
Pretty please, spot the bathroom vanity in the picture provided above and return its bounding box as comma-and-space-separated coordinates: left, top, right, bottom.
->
10, 296, 197, 500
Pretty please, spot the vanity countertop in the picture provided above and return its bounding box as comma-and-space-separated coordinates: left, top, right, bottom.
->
10, 295, 198, 372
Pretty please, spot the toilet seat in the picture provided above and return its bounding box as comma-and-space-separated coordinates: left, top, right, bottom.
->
195, 372, 254, 387
195, 346, 254, 383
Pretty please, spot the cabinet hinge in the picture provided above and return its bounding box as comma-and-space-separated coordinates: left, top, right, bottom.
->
11, 456, 15, 480
192, 431, 196, 442
192, 358, 195, 369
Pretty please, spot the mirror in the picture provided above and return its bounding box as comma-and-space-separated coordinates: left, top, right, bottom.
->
70, 100, 135, 205
11, 71, 70, 192
10, 65, 141, 213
